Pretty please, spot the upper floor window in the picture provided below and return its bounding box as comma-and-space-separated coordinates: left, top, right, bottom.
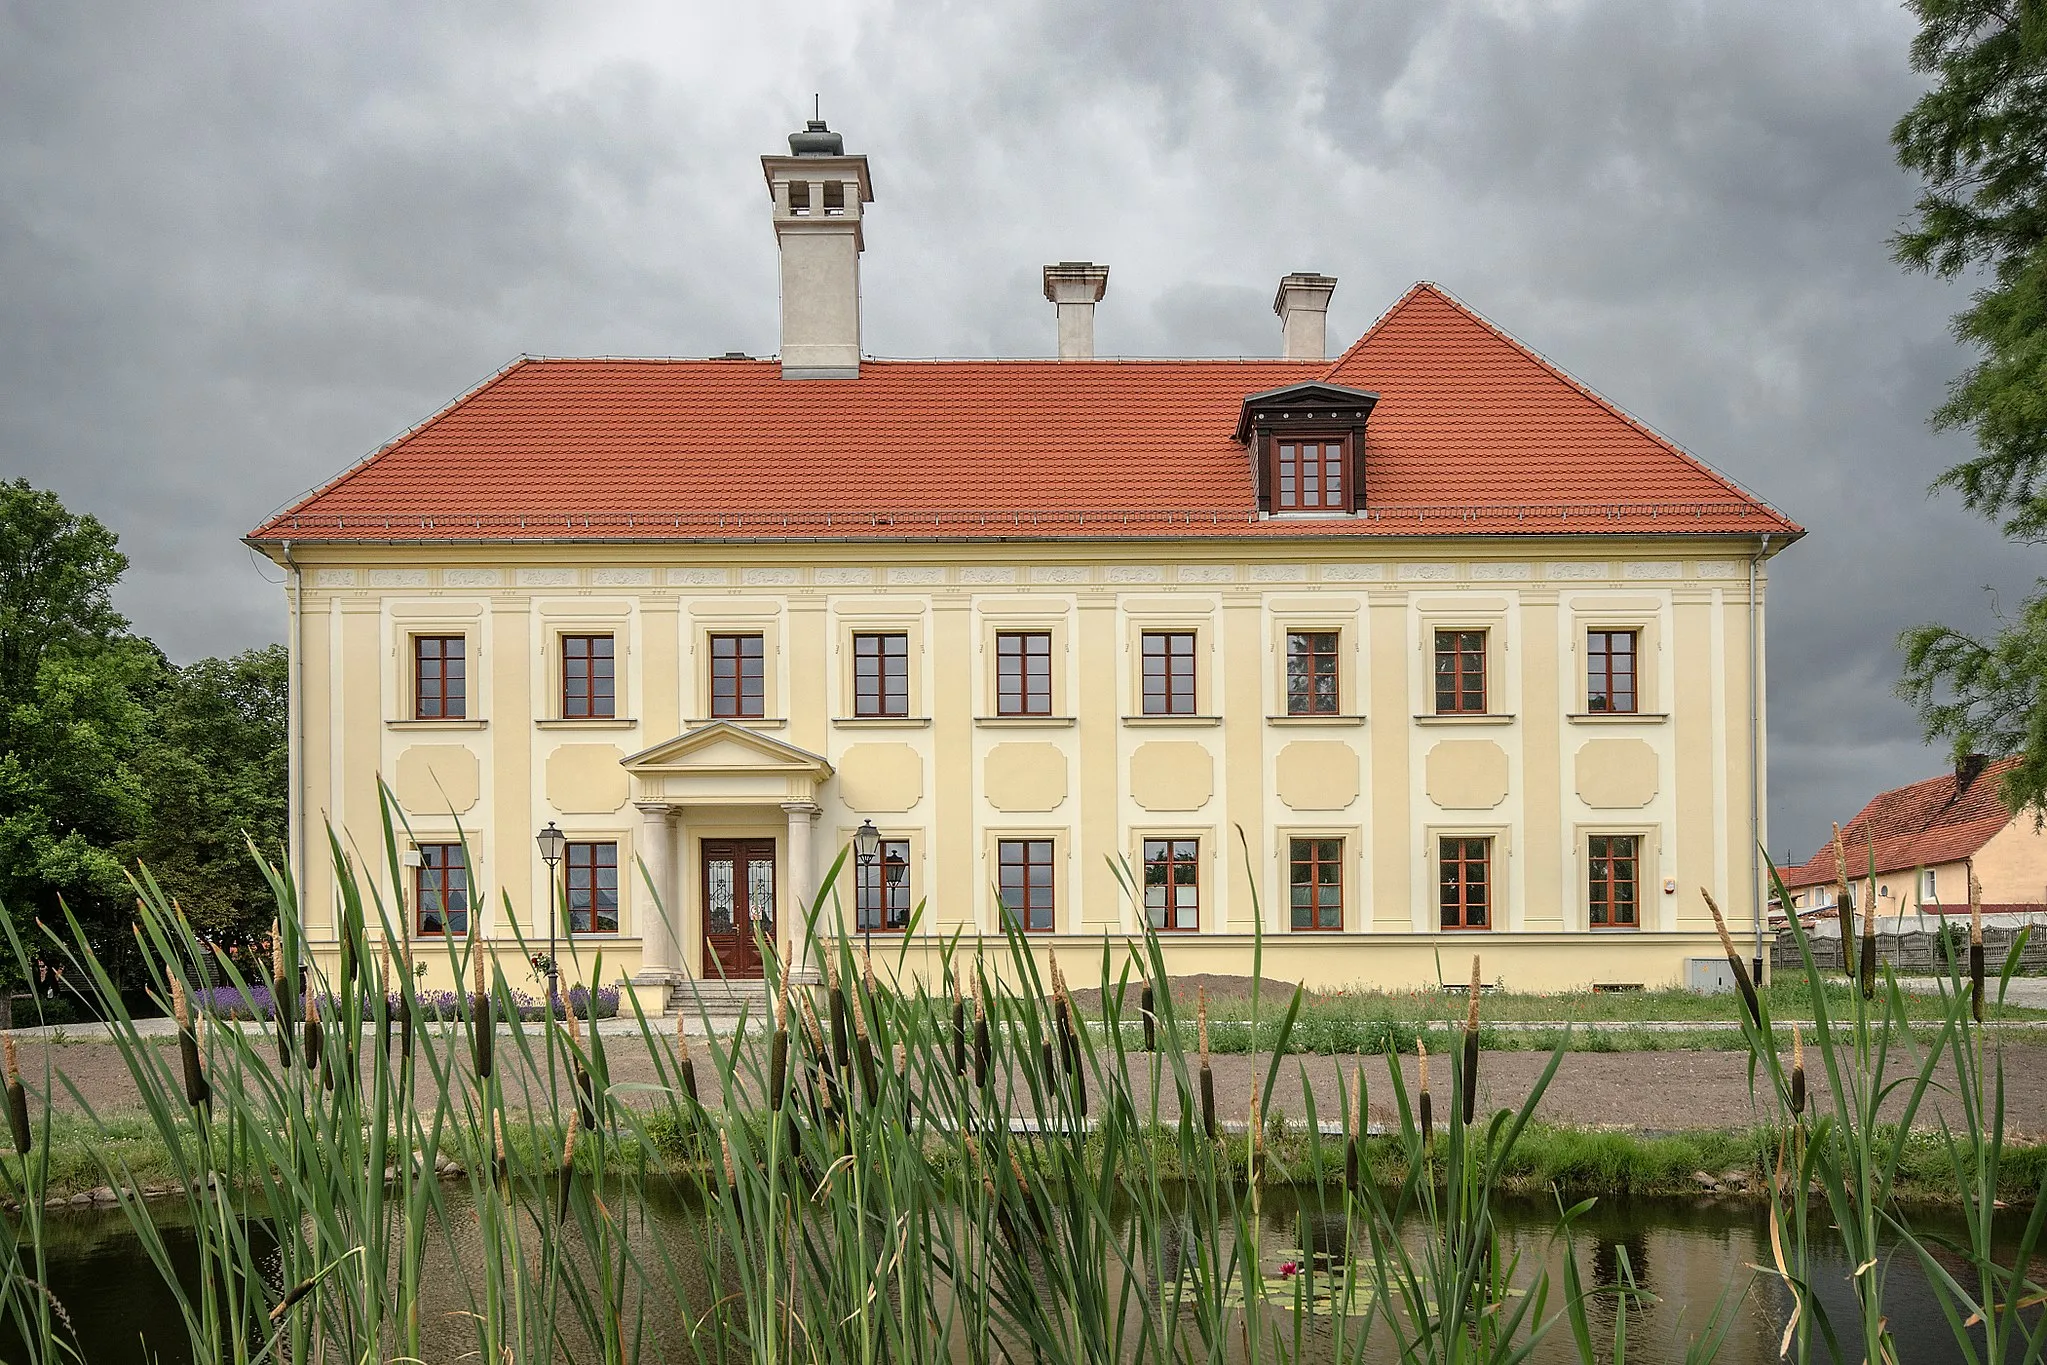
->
996, 631, 1053, 716
1290, 838, 1344, 931
1587, 630, 1637, 713
1277, 437, 1348, 512
1141, 631, 1197, 715
1143, 838, 1200, 931
710, 634, 765, 719
1439, 836, 1492, 930
415, 843, 468, 936
1434, 630, 1487, 714
561, 635, 615, 719
1286, 631, 1340, 715
853, 633, 909, 718
997, 838, 1055, 932
856, 838, 912, 932
414, 636, 466, 720
1588, 835, 1639, 929
567, 841, 619, 934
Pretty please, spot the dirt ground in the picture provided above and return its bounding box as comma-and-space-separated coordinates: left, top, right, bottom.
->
22, 1034, 2047, 1136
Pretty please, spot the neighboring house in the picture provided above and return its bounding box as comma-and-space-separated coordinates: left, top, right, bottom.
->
246, 120, 1802, 1008
1779, 755, 2047, 931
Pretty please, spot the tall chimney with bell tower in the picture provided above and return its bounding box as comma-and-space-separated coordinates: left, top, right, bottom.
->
762, 114, 874, 379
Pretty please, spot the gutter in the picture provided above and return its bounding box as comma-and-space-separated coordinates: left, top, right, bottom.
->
1750, 534, 1772, 983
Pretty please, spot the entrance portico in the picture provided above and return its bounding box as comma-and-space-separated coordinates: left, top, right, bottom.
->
620, 723, 833, 1003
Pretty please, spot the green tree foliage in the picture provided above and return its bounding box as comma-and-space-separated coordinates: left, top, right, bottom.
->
0, 480, 286, 985
1894, 1, 2047, 811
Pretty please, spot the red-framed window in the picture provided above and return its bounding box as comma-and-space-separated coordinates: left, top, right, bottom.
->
1587, 630, 1638, 714
996, 631, 1053, 716
1142, 838, 1200, 932
1290, 838, 1344, 931
1140, 631, 1197, 715
997, 839, 1055, 932
566, 841, 619, 934
1434, 630, 1487, 714
856, 838, 913, 932
853, 633, 910, 718
1276, 436, 1348, 512
1285, 631, 1340, 715
413, 636, 466, 720
561, 635, 616, 719
1589, 835, 1639, 929
1439, 837, 1492, 931
710, 634, 765, 719
414, 843, 469, 936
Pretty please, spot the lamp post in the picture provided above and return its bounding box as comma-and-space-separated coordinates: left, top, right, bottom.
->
854, 819, 881, 955
536, 821, 566, 1012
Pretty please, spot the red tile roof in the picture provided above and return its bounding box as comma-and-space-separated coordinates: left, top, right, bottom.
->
1778, 757, 2023, 890
249, 283, 1800, 544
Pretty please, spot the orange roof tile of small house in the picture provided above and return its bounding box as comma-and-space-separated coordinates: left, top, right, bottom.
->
248, 283, 1801, 544
1779, 756, 2024, 890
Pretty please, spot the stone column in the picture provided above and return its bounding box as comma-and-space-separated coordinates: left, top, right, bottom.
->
633, 802, 679, 983
782, 800, 820, 978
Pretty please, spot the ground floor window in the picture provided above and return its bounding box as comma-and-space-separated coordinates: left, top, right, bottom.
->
997, 839, 1055, 932
1588, 835, 1639, 928
415, 843, 468, 936
567, 841, 619, 934
1289, 838, 1343, 931
1142, 838, 1200, 931
856, 838, 912, 932
1439, 837, 1492, 930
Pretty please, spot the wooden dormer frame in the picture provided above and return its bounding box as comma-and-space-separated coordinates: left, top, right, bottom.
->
1235, 382, 1379, 515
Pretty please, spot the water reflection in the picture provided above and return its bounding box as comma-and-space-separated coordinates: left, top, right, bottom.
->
7, 1187, 2029, 1364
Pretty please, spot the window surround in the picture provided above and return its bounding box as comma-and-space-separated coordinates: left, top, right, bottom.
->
845, 830, 919, 934
413, 841, 471, 939
1575, 825, 1661, 932
976, 603, 1071, 720
1415, 604, 1511, 719
1282, 831, 1352, 933
1275, 621, 1354, 718
1423, 825, 1511, 933
837, 616, 925, 721
1124, 612, 1214, 719
994, 628, 1057, 718
985, 829, 1068, 935
1139, 835, 1203, 933
412, 634, 469, 721
689, 608, 783, 723
1272, 434, 1353, 513
1569, 604, 1662, 714
564, 838, 623, 936
1129, 827, 1214, 935
384, 606, 484, 725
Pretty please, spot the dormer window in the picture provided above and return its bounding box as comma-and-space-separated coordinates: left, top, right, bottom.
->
1277, 436, 1349, 511
1235, 382, 1379, 516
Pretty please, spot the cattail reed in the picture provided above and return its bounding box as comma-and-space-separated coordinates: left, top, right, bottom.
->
827, 957, 851, 1074
558, 1112, 580, 1220
1198, 987, 1216, 1141
492, 1108, 508, 1184
852, 992, 879, 1107
1344, 1063, 1365, 1193
4, 1035, 30, 1156
1056, 972, 1086, 1117
896, 1042, 913, 1125
973, 975, 991, 1091
1970, 872, 1986, 1024
951, 975, 967, 1078
1462, 955, 1482, 1127
271, 921, 294, 1069
171, 978, 210, 1112
303, 994, 325, 1089
1140, 980, 1156, 1053
567, 1006, 598, 1133
769, 951, 791, 1112
1248, 1084, 1264, 1188
470, 933, 493, 1081
1859, 833, 1878, 999
1790, 1023, 1806, 1117
719, 1129, 739, 1213
1702, 888, 1762, 1027
1418, 1038, 1433, 1148
675, 1013, 699, 1105
1833, 823, 1854, 978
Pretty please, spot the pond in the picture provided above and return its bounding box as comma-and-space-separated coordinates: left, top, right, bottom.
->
12, 1186, 2030, 1363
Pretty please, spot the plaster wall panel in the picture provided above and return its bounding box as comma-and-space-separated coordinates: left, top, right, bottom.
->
1574, 739, 1660, 809
546, 744, 631, 814
395, 744, 481, 816
985, 743, 1068, 812
1275, 741, 1361, 811
1425, 740, 1510, 810
838, 742, 924, 813
1131, 741, 1214, 813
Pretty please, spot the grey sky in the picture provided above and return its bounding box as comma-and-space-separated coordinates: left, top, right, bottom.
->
1, 0, 2024, 863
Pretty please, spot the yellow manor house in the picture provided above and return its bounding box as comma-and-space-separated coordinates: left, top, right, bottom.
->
248, 121, 1802, 1008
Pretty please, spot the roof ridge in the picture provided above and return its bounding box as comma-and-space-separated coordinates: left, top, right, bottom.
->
1330, 282, 1795, 531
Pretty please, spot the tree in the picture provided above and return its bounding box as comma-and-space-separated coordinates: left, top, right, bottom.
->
1894, 0, 2047, 812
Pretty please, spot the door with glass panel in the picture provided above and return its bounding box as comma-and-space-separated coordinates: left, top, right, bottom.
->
701, 839, 776, 979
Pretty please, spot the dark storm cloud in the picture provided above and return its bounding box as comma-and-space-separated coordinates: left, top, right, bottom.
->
1, 0, 2024, 858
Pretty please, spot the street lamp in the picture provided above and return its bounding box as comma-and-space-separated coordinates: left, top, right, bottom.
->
854, 819, 881, 951
536, 821, 566, 1011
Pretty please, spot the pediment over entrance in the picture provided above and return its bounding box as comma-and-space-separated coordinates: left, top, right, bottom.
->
622, 722, 833, 806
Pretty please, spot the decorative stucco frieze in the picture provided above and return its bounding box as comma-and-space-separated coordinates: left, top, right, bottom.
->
1694, 560, 1745, 579
1470, 563, 1532, 581
313, 568, 359, 587
1623, 561, 1683, 581
591, 568, 655, 586
516, 568, 578, 587
1030, 566, 1090, 584
1249, 564, 1308, 582
958, 566, 1018, 584
814, 567, 876, 585
886, 567, 946, 585
1319, 564, 1384, 581
1176, 565, 1236, 583
1544, 562, 1607, 580
1102, 565, 1164, 583
442, 568, 503, 588
668, 567, 730, 586
369, 568, 430, 587
742, 567, 802, 586
1398, 563, 1458, 582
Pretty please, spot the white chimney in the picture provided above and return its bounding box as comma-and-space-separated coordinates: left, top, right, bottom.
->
1043, 262, 1110, 360
761, 120, 873, 379
1275, 272, 1337, 361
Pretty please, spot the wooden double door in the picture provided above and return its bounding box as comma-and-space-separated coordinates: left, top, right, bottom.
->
701, 838, 776, 980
